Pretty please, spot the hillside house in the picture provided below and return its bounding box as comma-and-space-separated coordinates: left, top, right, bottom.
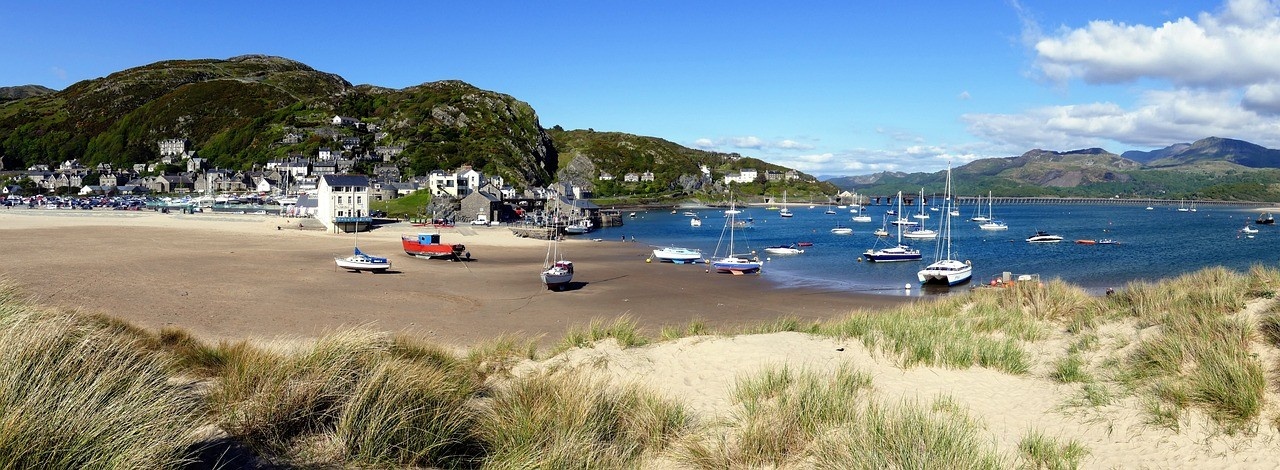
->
598, 172, 614, 181
331, 115, 360, 126
158, 138, 187, 156
623, 173, 640, 182
640, 171, 655, 182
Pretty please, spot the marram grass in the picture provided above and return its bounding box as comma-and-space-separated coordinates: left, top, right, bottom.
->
1018, 429, 1089, 470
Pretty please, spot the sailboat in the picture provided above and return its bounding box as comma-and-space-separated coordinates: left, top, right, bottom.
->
918, 163, 972, 286
711, 198, 762, 274
872, 214, 890, 237
970, 192, 990, 222
851, 205, 872, 223
335, 223, 391, 272
977, 191, 1008, 230
912, 189, 930, 219
779, 190, 793, 218
863, 191, 922, 262
825, 197, 837, 215
541, 196, 574, 290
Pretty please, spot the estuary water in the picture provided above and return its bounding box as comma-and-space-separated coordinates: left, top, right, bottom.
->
592, 203, 1279, 297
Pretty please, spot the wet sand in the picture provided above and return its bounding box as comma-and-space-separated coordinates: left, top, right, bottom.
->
0, 209, 910, 346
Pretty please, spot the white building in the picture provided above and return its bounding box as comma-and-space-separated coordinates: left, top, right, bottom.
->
723, 168, 758, 184
427, 165, 501, 199
316, 174, 371, 233
158, 138, 187, 156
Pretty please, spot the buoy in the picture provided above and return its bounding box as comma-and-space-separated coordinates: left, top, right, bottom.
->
857, 258, 862, 262
905, 283, 912, 290
646, 258, 651, 263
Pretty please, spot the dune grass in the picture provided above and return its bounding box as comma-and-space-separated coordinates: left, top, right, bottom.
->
1107, 267, 1268, 431
477, 369, 690, 469
552, 315, 649, 355
0, 301, 204, 468
1018, 429, 1089, 470
809, 397, 1006, 470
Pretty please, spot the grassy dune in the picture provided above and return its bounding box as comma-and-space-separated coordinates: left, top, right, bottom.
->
0, 264, 1277, 468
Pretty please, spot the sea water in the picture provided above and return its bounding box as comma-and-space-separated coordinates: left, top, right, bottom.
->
593, 203, 1280, 296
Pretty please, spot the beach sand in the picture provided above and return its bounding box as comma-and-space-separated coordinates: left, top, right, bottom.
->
4, 207, 1280, 466
0, 208, 907, 346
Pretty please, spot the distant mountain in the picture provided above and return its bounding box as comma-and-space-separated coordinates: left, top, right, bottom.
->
1121, 143, 1191, 164
823, 171, 908, 188
1141, 137, 1280, 169
0, 85, 55, 103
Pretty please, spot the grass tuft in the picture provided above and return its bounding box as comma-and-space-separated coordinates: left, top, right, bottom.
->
553, 315, 650, 355
1018, 429, 1089, 470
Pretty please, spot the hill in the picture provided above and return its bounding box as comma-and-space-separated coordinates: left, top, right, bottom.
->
0, 55, 556, 187
831, 146, 1280, 201
0, 85, 55, 103
1140, 137, 1280, 169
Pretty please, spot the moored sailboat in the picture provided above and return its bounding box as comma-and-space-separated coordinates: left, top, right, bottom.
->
863, 191, 922, 262
918, 164, 972, 286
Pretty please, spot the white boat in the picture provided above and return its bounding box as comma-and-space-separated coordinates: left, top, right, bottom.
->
335, 247, 391, 272
872, 215, 890, 237
711, 198, 762, 275
970, 192, 990, 222
902, 227, 938, 239
682, 211, 698, 217
1242, 224, 1259, 234
1177, 200, 1190, 212
563, 219, 594, 234
690, 217, 702, 227
863, 191, 922, 262
763, 244, 803, 255
830, 224, 853, 235
779, 191, 794, 218
979, 220, 1009, 231
652, 246, 703, 264
851, 205, 872, 223
1026, 231, 1064, 243
912, 189, 930, 219
542, 194, 575, 290
919, 164, 972, 286
1146, 206, 1154, 210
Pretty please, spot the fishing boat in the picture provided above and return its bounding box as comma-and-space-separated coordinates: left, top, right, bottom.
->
401, 233, 467, 259
651, 246, 703, 264
763, 244, 803, 255
711, 198, 762, 275
918, 164, 971, 286
335, 247, 391, 272
1026, 231, 1064, 243
863, 191, 922, 262
831, 224, 853, 235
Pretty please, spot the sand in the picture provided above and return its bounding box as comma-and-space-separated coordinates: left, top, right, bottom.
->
0, 207, 907, 345
6, 206, 1279, 466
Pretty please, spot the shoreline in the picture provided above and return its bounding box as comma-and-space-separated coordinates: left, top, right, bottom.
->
0, 208, 910, 346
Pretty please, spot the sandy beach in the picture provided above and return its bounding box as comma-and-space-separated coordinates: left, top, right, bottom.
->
0, 208, 907, 346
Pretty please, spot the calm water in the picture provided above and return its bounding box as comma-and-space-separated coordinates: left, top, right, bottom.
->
592, 203, 1279, 297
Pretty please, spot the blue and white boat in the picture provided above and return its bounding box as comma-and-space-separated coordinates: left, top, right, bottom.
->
863, 191, 922, 263
652, 246, 703, 264
335, 247, 391, 272
711, 199, 762, 275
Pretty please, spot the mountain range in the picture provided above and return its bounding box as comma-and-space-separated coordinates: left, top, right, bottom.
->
2, 55, 1279, 201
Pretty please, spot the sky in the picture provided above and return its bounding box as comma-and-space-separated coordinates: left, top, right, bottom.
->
5, 0, 1280, 176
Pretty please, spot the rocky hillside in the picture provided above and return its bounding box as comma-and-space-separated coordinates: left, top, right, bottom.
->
1133, 137, 1280, 169
0, 55, 556, 187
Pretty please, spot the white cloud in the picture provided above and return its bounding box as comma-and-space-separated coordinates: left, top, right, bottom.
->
731, 136, 765, 149
1033, 0, 1280, 88
963, 88, 1280, 149
958, 91, 972, 100
690, 136, 818, 152
692, 138, 715, 149
776, 139, 815, 150
1242, 81, 1280, 114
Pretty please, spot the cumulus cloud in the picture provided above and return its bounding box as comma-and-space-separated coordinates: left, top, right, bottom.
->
1242, 81, 1280, 114
776, 139, 815, 150
691, 136, 818, 152
963, 88, 1280, 149
1033, 0, 1280, 87
692, 138, 715, 149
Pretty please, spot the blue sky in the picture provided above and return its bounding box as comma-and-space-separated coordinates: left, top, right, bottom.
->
4, 0, 1279, 176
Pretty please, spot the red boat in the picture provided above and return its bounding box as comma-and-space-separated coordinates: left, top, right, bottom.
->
401, 233, 467, 259
796, 242, 814, 247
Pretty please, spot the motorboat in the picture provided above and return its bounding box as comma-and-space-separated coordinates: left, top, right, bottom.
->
682, 211, 698, 217
1257, 212, 1275, 225
763, 244, 804, 255
690, 217, 702, 227
402, 233, 467, 259
1026, 231, 1064, 243
1097, 239, 1120, 244
651, 246, 703, 264
1241, 224, 1259, 234
1074, 239, 1097, 245
335, 247, 391, 272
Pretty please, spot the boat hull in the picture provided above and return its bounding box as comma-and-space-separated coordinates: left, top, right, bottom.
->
652, 247, 702, 264
711, 257, 761, 274
918, 261, 972, 286
862, 246, 922, 263
402, 234, 466, 259
541, 261, 574, 290
335, 248, 391, 272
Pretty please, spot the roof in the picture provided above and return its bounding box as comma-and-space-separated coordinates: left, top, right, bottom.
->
321, 174, 369, 187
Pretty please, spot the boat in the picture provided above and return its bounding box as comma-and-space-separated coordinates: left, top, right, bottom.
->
711, 198, 762, 275
978, 220, 1008, 231
918, 164, 971, 286
1257, 212, 1275, 225
779, 191, 794, 218
542, 196, 575, 290
796, 242, 814, 247
1146, 206, 1154, 210
1097, 239, 1120, 245
1074, 239, 1097, 245
863, 191, 922, 262
562, 219, 595, 234
335, 247, 391, 272
911, 189, 930, 219
1177, 200, 1190, 212
682, 211, 698, 217
1026, 231, 1064, 243
401, 233, 467, 259
763, 244, 804, 255
1242, 223, 1259, 234
629, 212, 637, 218
970, 191, 991, 222
830, 224, 853, 235
651, 246, 703, 264
690, 217, 702, 227
902, 226, 937, 239
851, 205, 872, 223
